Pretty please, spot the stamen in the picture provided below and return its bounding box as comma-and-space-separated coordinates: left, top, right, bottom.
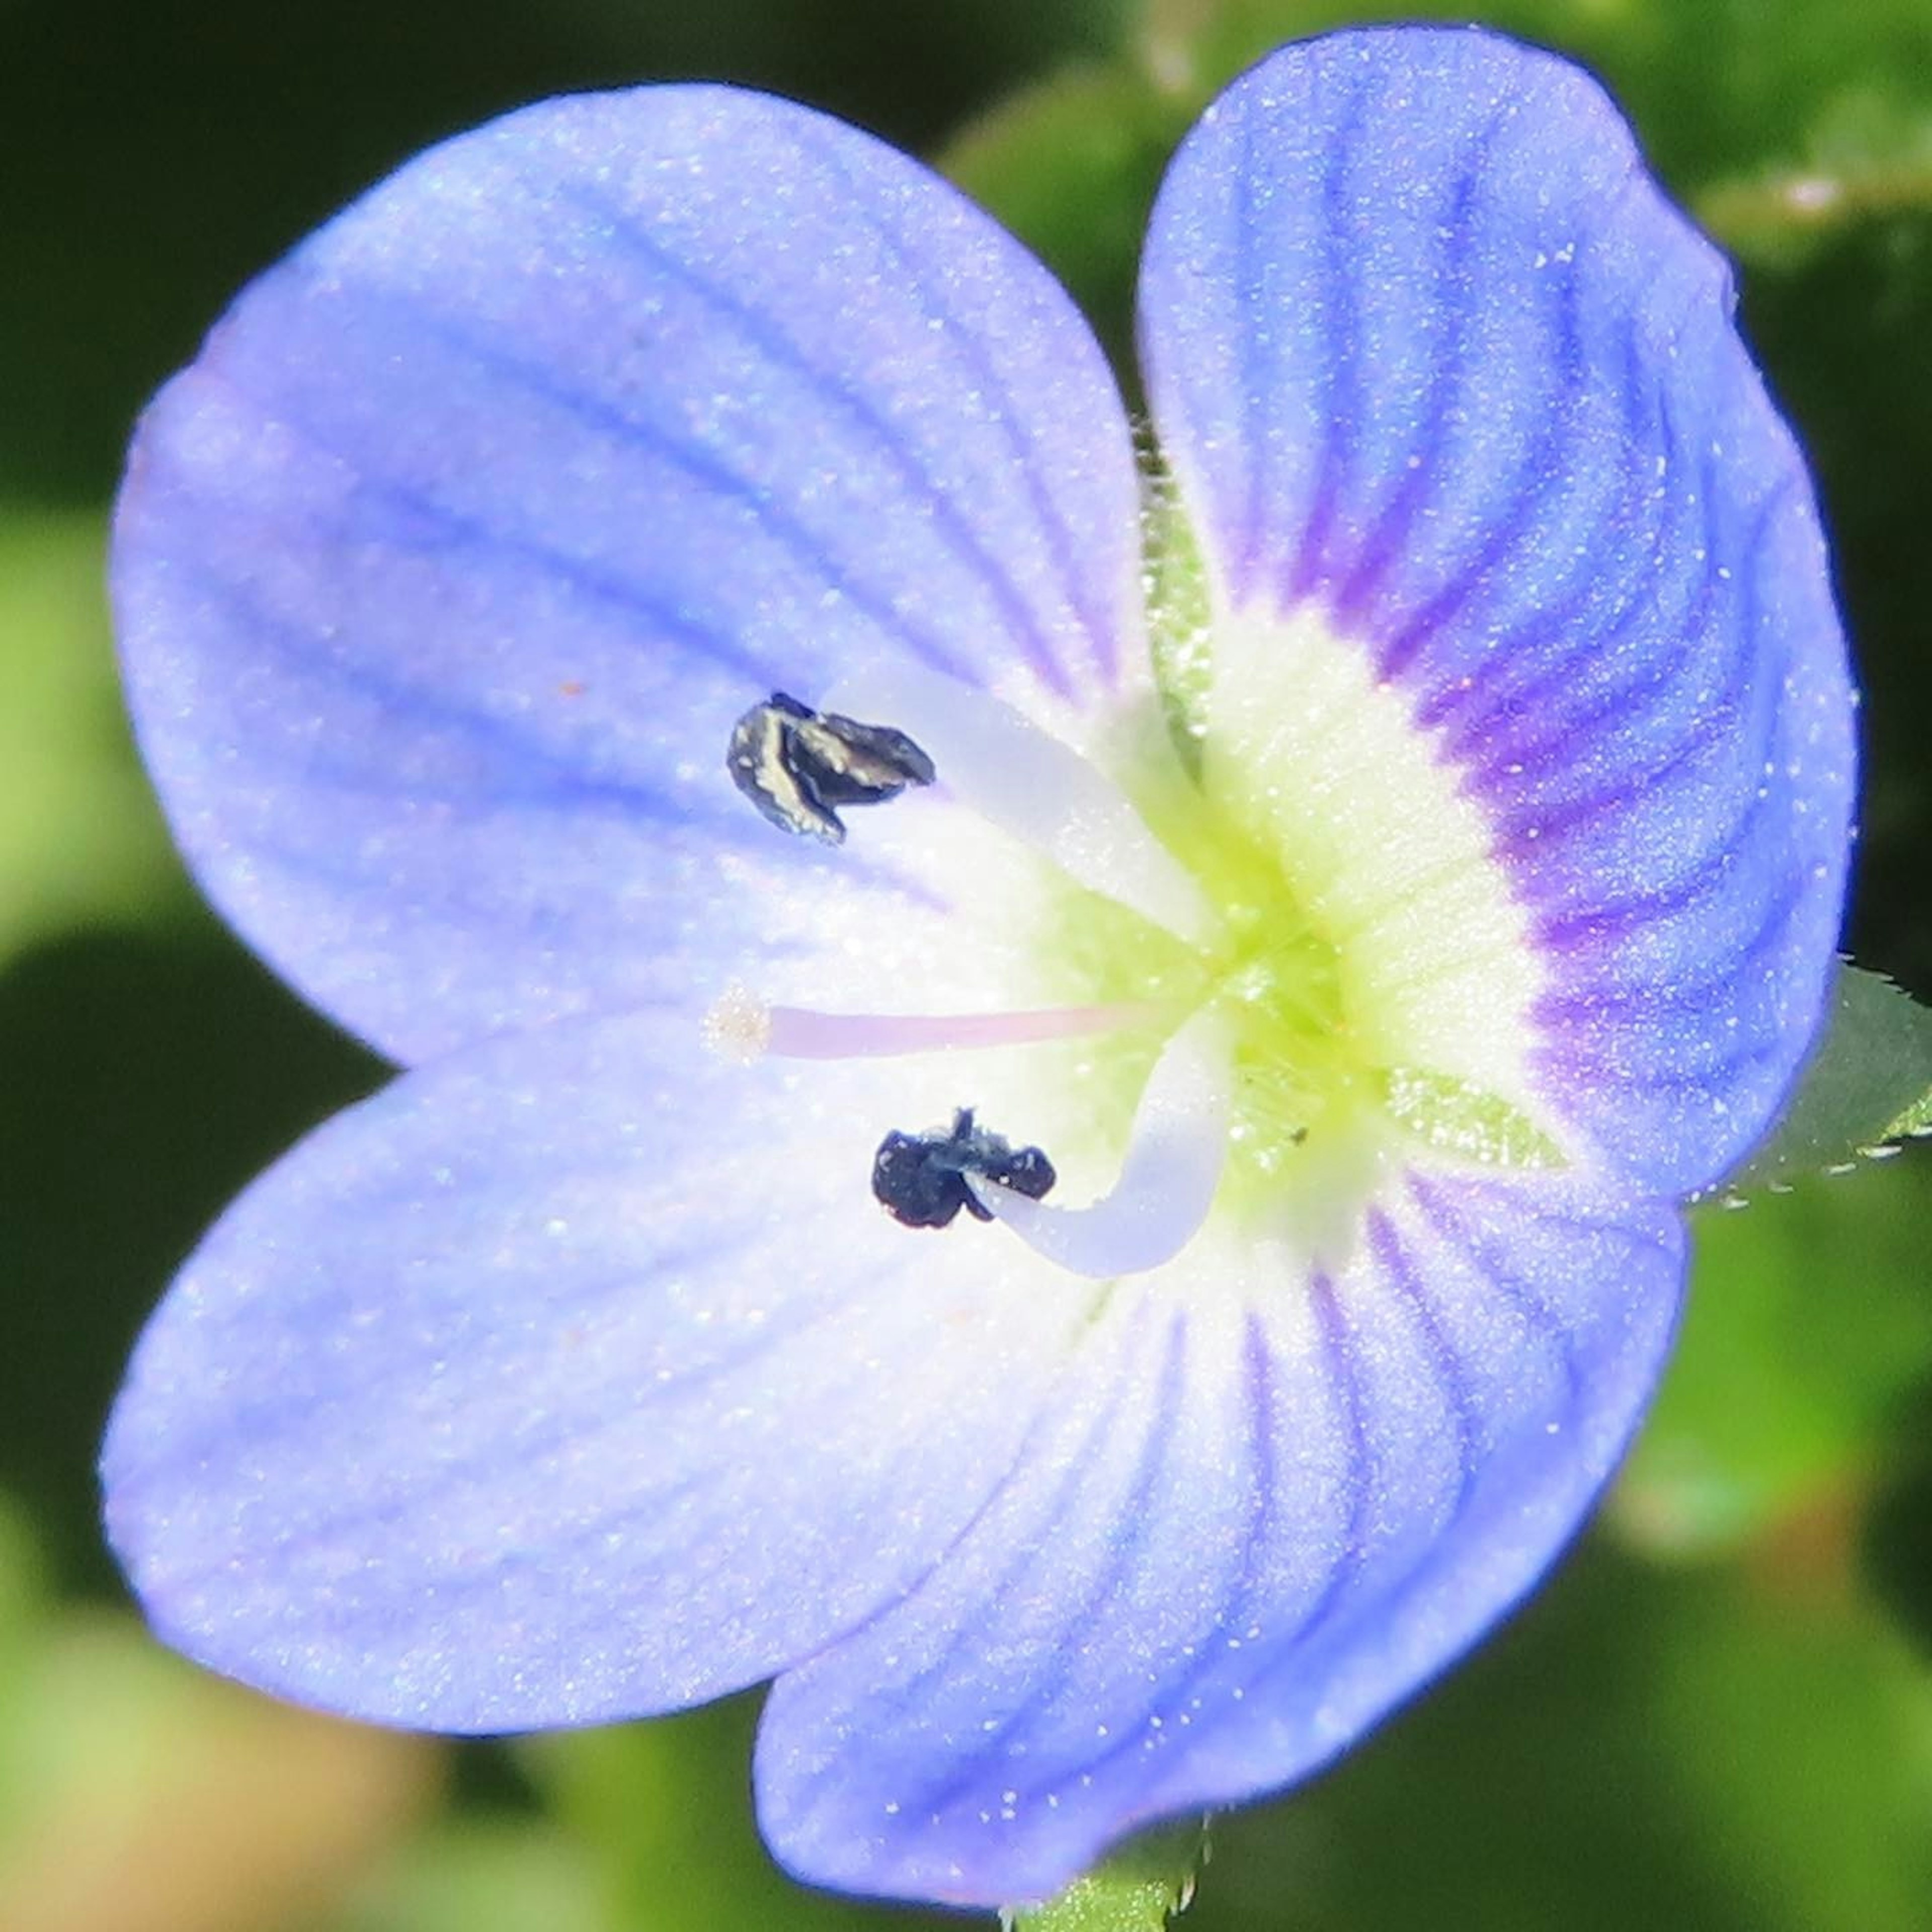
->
966, 1012, 1230, 1277
702, 985, 1161, 1064
821, 662, 1212, 943
872, 1108, 1057, 1229
726, 691, 935, 843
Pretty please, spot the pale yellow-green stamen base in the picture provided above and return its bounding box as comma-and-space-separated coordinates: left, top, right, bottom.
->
1032, 598, 1567, 1260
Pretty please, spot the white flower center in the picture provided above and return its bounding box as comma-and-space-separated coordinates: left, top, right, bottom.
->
702, 596, 1571, 1282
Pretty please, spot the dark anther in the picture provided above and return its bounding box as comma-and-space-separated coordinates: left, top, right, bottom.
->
727, 691, 936, 844
871, 1107, 1058, 1230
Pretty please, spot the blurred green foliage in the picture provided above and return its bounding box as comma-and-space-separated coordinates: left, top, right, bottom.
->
2, 1, 1929, 1929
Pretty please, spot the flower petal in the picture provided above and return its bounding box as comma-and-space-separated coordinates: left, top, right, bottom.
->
1138, 28, 1855, 1194
100, 1008, 1103, 1729
115, 85, 1143, 1063
754, 1169, 1682, 1906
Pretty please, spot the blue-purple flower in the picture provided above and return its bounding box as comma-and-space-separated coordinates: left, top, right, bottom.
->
101, 25, 1855, 1911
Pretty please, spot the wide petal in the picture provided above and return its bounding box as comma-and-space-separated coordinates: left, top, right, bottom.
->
114, 85, 1143, 1063
1138, 28, 1855, 1195
100, 1008, 1104, 1729
754, 1168, 1682, 1905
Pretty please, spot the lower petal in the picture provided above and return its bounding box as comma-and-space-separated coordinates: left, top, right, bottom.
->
101, 1007, 1101, 1730
754, 1168, 1683, 1906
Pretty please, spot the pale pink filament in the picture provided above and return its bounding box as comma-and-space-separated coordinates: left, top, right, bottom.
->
704, 986, 1162, 1063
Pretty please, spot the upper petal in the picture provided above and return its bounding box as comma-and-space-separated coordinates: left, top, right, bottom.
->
1138, 28, 1855, 1195
100, 1007, 1101, 1729
115, 85, 1142, 1064
754, 1165, 1682, 1906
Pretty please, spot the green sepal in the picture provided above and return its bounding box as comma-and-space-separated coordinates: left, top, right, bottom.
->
1002, 1817, 1210, 1932
1716, 963, 1932, 1198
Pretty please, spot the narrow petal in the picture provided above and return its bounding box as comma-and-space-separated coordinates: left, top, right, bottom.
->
115, 85, 1143, 1063
1138, 28, 1855, 1194
754, 1170, 1682, 1905
101, 1009, 1102, 1730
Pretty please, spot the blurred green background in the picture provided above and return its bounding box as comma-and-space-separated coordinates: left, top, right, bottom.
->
3, 1, 1930, 1927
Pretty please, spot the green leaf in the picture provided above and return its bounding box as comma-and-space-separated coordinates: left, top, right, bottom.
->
338, 1819, 612, 1932
1188, 1545, 1932, 1932
1698, 95, 1932, 267
0, 510, 186, 968
1004, 1818, 1208, 1932
939, 62, 1186, 372
1720, 964, 1932, 1196
1618, 1156, 1932, 1557
517, 1700, 944, 1932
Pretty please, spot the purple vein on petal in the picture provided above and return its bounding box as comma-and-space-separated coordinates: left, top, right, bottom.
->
556, 180, 1081, 701
1228, 104, 1268, 602
1038, 1310, 1278, 1804
1364, 1210, 1480, 1527
155, 546, 932, 910
1326, 102, 1516, 645
795, 122, 1124, 690
810, 1296, 1151, 1745
1389, 273, 1710, 752
125, 1226, 782, 1520
305, 445, 783, 688
1281, 70, 1377, 607
898, 1310, 1192, 1818
268, 267, 987, 688
156, 550, 704, 822
1268, 1275, 1374, 1654
1531, 820, 1804, 959
1464, 445, 1754, 793
1530, 884, 1810, 1020
1359, 255, 1588, 685
1401, 1176, 1583, 1410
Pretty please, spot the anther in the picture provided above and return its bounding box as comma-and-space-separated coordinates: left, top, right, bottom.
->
727, 691, 935, 843
872, 1108, 1057, 1229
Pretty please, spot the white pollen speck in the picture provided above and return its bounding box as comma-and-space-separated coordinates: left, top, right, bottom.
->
884, 1801, 900, 1815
